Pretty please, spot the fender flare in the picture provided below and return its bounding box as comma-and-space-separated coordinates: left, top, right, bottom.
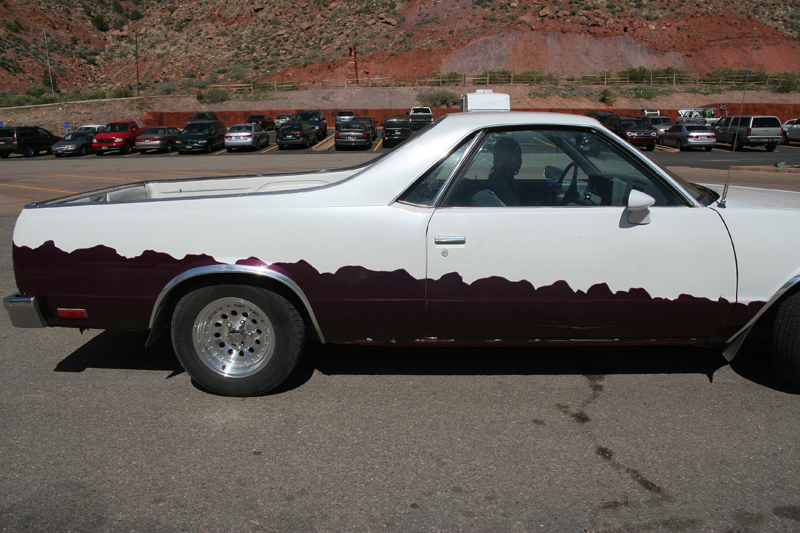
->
722, 275, 800, 361
146, 264, 325, 346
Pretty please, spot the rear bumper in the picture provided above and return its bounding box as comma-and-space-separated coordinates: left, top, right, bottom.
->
4, 294, 47, 328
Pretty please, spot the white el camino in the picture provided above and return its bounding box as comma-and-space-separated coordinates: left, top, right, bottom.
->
5, 112, 800, 396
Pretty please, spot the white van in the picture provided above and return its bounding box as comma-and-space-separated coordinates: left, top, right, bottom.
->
459, 90, 510, 112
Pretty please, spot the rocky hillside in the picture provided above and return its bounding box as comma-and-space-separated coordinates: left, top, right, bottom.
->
1, 0, 800, 95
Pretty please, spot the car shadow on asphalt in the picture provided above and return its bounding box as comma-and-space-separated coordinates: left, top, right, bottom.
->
53, 329, 799, 395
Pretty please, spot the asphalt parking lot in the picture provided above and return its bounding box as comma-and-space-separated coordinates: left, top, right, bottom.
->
0, 136, 799, 532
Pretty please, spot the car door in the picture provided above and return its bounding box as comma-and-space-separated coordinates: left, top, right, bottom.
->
422, 128, 738, 342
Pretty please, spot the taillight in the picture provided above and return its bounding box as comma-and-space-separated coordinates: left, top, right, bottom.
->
335, 133, 341, 139
747, 128, 752, 136
361, 133, 368, 139
12, 134, 17, 142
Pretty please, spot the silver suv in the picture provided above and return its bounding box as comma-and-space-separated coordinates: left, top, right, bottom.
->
713, 115, 782, 151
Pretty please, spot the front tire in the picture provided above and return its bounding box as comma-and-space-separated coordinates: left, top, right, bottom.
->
171, 285, 305, 396
677, 140, 684, 151
122, 142, 132, 155
771, 291, 800, 388
79, 146, 87, 156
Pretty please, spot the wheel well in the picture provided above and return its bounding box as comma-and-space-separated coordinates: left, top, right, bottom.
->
147, 272, 320, 346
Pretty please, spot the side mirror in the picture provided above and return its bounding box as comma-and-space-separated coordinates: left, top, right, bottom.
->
626, 190, 655, 225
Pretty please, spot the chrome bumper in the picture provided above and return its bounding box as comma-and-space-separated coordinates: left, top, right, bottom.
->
3, 294, 47, 328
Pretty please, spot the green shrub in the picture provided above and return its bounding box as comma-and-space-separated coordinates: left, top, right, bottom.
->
416, 88, 460, 108
196, 90, 205, 101
203, 88, 229, 103
107, 87, 133, 98
776, 72, 800, 93
598, 88, 615, 104
24, 85, 49, 98
91, 14, 109, 31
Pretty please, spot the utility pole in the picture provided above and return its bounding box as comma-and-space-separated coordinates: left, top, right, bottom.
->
43, 29, 55, 98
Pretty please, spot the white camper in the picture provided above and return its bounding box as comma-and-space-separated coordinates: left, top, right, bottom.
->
459, 90, 511, 112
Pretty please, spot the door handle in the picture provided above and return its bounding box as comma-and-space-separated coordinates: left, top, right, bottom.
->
434, 236, 466, 245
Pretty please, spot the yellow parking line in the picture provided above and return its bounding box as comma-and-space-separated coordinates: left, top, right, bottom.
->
262, 145, 279, 153
47, 173, 130, 182
373, 140, 382, 151
214, 149, 226, 154
0, 183, 76, 193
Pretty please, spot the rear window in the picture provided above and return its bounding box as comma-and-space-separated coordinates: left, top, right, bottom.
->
386, 119, 411, 128
0, 128, 13, 136
685, 125, 711, 132
279, 124, 302, 132
337, 111, 355, 116
752, 117, 781, 128
229, 125, 253, 132
340, 123, 366, 132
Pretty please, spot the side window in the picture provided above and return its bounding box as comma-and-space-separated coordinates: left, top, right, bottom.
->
668, 125, 681, 133
442, 129, 684, 208
398, 135, 475, 206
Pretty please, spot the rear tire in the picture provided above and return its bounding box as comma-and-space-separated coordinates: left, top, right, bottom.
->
23, 145, 36, 157
766, 143, 777, 152
705, 146, 713, 151
171, 285, 305, 396
771, 291, 800, 388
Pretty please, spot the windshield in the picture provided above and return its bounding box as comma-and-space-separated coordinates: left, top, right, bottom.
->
106, 123, 130, 133
183, 124, 210, 134
651, 118, 672, 125
622, 119, 647, 128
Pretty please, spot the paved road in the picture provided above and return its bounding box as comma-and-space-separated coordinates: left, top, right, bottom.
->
1, 145, 799, 532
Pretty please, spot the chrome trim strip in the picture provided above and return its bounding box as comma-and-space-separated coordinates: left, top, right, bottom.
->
3, 294, 47, 328
434, 236, 466, 245
148, 265, 325, 344
725, 275, 800, 344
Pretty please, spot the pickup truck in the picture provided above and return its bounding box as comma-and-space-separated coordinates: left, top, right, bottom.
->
713, 115, 782, 151
407, 107, 434, 130
91, 121, 142, 155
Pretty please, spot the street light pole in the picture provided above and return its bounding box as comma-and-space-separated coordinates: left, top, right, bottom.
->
43, 29, 55, 98
135, 32, 140, 96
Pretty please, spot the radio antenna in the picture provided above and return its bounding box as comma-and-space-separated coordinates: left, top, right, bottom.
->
718, 34, 757, 208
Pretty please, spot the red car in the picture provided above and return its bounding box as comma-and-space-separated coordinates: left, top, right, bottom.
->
92, 121, 142, 155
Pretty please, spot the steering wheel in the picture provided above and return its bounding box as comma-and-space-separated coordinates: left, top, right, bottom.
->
542, 163, 576, 205
559, 163, 580, 205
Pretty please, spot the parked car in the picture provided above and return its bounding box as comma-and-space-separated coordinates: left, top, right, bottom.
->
408, 107, 434, 130
275, 120, 316, 149
334, 121, 373, 150
713, 115, 782, 151
92, 121, 142, 156
76, 124, 105, 134
7, 112, 800, 398
660, 124, 716, 151
335, 110, 356, 130
352, 116, 377, 141
224, 123, 269, 152
640, 116, 675, 143
296, 110, 327, 142
782, 118, 800, 144
134, 127, 181, 153
604, 116, 656, 151
274, 113, 297, 128
0, 126, 61, 158
381, 117, 413, 148
175, 120, 227, 154
188, 112, 219, 123
246, 114, 274, 130
51, 131, 94, 157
